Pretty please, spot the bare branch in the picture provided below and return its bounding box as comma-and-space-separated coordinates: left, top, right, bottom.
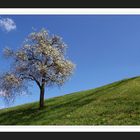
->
29, 74, 41, 88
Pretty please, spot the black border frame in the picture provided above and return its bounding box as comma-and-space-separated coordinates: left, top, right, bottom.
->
1, 132, 140, 139
0, 0, 140, 139
0, 0, 140, 8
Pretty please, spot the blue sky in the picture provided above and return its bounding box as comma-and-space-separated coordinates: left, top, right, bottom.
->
0, 15, 140, 108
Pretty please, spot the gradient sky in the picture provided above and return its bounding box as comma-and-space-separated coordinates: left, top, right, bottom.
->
0, 15, 140, 108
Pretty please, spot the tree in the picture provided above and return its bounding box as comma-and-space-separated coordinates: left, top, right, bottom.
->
0, 28, 75, 109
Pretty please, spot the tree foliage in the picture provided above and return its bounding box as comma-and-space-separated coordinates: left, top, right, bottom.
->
0, 28, 75, 108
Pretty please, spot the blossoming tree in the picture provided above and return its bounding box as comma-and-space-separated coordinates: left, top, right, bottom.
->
0, 28, 75, 109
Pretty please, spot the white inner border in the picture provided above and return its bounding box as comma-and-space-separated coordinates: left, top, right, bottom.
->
0, 126, 140, 132
1, 8, 140, 15
0, 8, 140, 132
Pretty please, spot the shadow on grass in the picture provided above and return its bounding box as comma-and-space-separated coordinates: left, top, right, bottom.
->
0, 77, 136, 125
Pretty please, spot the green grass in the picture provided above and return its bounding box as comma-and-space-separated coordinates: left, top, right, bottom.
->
0, 76, 140, 125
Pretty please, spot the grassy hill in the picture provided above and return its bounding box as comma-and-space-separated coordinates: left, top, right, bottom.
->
0, 76, 140, 125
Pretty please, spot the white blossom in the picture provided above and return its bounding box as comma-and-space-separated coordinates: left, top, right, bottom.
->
0, 28, 75, 104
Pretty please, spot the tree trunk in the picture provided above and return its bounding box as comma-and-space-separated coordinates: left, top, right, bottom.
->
39, 85, 45, 109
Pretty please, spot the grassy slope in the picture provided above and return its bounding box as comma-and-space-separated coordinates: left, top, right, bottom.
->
0, 76, 140, 125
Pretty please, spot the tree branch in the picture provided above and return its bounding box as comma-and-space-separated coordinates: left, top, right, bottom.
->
29, 74, 41, 88
19, 73, 41, 89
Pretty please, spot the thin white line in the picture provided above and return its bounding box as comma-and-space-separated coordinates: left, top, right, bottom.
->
0, 8, 140, 15
0, 126, 139, 132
